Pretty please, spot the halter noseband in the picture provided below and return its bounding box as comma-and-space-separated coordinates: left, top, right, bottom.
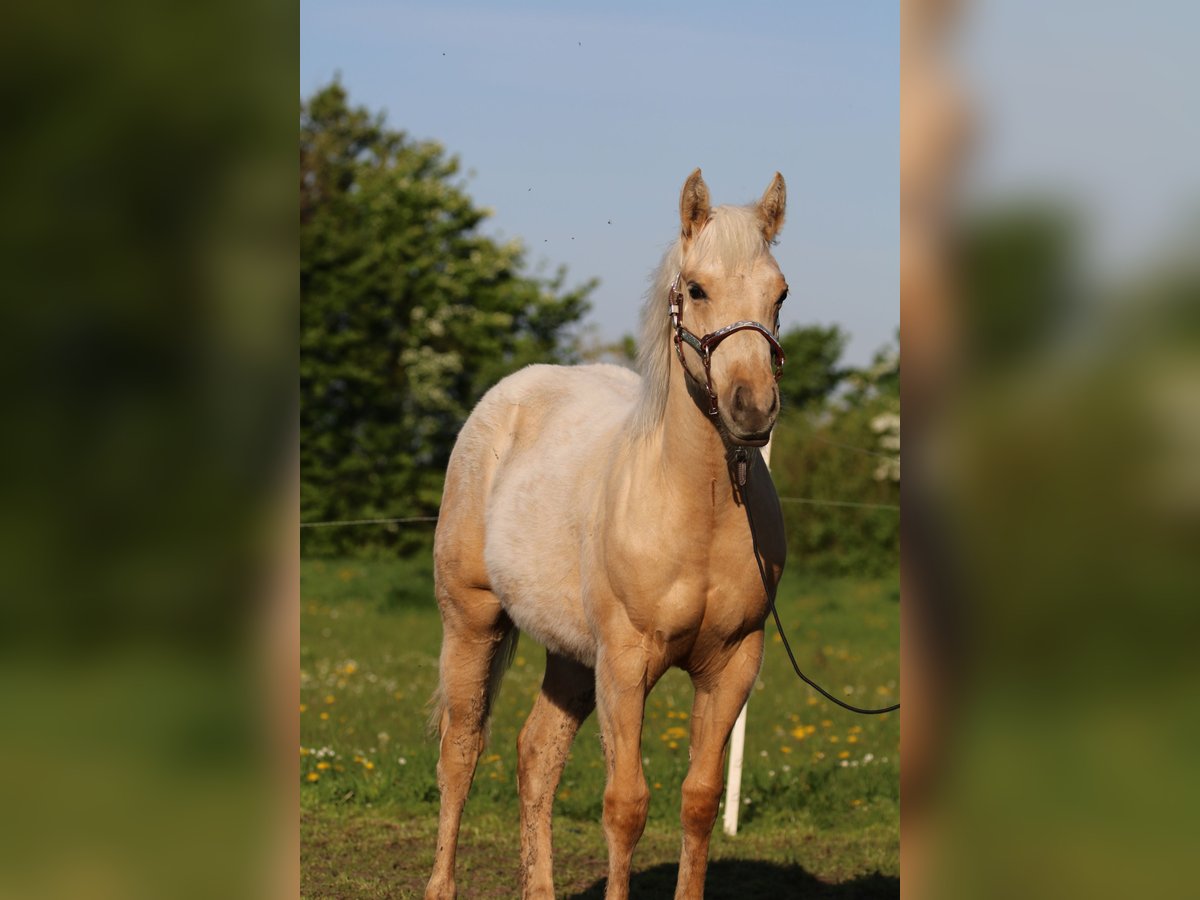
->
668, 272, 786, 416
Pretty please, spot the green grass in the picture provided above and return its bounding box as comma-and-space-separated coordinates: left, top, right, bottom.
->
300, 557, 899, 898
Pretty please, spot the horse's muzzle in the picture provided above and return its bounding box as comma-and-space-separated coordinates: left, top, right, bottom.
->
725, 379, 779, 445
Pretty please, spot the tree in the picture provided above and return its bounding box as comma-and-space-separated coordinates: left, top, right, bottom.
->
777, 324, 848, 413
771, 333, 900, 576
958, 201, 1078, 372
301, 82, 594, 554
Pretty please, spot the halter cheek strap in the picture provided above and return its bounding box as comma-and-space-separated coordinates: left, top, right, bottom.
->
668, 272, 786, 416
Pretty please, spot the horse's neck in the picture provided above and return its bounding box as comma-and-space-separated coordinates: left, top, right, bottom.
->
650, 362, 742, 516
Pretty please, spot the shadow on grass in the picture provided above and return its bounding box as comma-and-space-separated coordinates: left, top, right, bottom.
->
567, 859, 898, 899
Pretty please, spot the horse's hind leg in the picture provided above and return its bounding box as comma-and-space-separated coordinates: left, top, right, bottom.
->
517, 652, 596, 898
425, 584, 515, 900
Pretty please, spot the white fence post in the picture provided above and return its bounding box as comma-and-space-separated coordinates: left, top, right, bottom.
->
723, 701, 749, 835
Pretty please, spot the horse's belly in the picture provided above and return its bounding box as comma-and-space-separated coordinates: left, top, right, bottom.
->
484, 519, 597, 666
490, 568, 597, 666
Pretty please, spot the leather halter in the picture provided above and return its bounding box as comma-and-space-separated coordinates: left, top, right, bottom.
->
667, 272, 786, 416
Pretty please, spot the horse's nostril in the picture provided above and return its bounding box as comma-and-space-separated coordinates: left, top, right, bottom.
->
732, 386, 748, 413
768, 391, 779, 416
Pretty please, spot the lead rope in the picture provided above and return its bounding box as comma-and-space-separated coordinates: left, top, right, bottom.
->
735, 448, 900, 716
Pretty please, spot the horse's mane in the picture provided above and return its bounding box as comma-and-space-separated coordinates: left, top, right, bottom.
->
631, 204, 770, 437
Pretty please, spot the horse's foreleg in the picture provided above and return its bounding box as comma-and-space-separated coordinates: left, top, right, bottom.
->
675, 630, 765, 900
517, 652, 596, 899
425, 591, 513, 900
595, 641, 658, 900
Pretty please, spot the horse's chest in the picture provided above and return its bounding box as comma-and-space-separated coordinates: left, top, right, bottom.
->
615, 550, 766, 650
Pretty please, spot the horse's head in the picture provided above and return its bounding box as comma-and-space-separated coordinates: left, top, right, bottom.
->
673, 169, 788, 446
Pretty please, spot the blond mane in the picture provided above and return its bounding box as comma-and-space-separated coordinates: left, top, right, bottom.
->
631, 204, 771, 437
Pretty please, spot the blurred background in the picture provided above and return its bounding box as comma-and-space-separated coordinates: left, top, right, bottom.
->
903, 1, 1200, 898
0, 0, 295, 897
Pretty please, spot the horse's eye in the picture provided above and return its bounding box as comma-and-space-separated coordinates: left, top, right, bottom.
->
776, 288, 788, 306
687, 283, 707, 301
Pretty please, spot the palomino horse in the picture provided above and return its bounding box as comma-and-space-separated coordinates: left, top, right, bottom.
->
426, 170, 788, 900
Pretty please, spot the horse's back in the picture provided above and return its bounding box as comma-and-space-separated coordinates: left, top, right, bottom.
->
451, 363, 637, 477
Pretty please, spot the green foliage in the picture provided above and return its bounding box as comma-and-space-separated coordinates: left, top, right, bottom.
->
777, 324, 848, 412
301, 82, 594, 555
771, 334, 899, 576
959, 201, 1078, 370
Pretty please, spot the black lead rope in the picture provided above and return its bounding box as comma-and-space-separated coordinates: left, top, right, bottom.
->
735, 449, 900, 716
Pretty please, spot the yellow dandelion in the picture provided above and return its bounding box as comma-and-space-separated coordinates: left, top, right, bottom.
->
851, 798, 863, 806
790, 726, 806, 740
668, 741, 678, 750
319, 712, 329, 721
317, 761, 330, 771
515, 657, 526, 667
299, 704, 308, 714
829, 735, 840, 743
300, 747, 308, 756
821, 719, 832, 728
807, 697, 820, 706
364, 761, 375, 771
848, 735, 859, 743
838, 751, 850, 759
306, 772, 320, 782
780, 746, 792, 754
324, 694, 336, 704
654, 782, 663, 789
484, 754, 501, 764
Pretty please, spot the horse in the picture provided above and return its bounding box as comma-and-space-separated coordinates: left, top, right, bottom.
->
425, 169, 789, 900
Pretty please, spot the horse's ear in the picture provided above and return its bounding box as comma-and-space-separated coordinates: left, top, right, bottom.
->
679, 168, 711, 241
757, 172, 787, 242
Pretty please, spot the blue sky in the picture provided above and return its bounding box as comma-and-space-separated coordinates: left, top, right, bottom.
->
302, 1, 899, 365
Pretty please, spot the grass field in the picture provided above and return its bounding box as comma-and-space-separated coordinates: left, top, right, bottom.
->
300, 556, 899, 898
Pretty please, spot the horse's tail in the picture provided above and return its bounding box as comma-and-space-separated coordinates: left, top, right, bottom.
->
426, 624, 520, 742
